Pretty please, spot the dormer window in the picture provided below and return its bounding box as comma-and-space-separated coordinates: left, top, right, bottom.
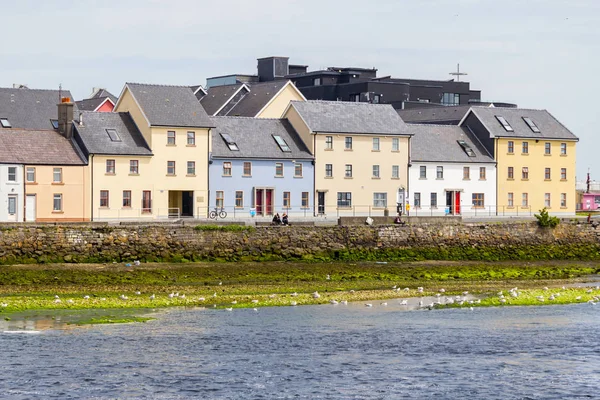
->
106, 129, 121, 142
522, 117, 540, 133
457, 140, 476, 157
50, 119, 59, 129
495, 116, 513, 132
0, 118, 11, 128
273, 135, 291, 152
220, 132, 239, 151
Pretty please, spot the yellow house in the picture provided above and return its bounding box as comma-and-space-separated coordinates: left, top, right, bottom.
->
199, 80, 305, 118
284, 100, 412, 216
460, 107, 578, 215
114, 83, 214, 218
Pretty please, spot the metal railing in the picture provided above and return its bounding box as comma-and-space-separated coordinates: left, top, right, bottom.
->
95, 207, 181, 221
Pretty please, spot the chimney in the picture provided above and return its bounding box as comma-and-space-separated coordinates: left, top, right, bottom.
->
57, 97, 74, 139
257, 56, 289, 82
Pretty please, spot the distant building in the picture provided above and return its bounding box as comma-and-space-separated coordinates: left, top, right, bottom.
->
76, 88, 118, 112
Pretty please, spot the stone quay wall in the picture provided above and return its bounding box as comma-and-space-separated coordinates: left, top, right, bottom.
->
0, 221, 599, 264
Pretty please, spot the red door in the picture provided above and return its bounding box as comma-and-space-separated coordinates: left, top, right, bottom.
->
266, 190, 273, 215
256, 189, 263, 215
455, 192, 461, 215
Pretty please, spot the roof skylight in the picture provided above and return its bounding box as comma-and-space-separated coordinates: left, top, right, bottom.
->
457, 140, 476, 157
495, 116, 513, 132
106, 129, 122, 142
50, 119, 59, 129
522, 117, 541, 133
220, 132, 239, 151
0, 118, 11, 128
273, 135, 291, 152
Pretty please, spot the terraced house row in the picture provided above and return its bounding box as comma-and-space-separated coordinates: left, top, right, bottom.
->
0, 81, 577, 222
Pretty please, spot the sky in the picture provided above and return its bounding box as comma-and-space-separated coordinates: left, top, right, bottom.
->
2, 0, 598, 180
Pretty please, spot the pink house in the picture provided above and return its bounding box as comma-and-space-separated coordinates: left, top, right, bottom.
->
580, 192, 600, 211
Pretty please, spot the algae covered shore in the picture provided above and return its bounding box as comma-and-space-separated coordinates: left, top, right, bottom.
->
0, 261, 599, 317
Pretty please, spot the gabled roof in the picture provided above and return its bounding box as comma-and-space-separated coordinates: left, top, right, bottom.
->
76, 97, 114, 111
200, 83, 245, 116
0, 87, 76, 130
463, 107, 578, 140
409, 124, 494, 163
190, 85, 207, 100
398, 105, 473, 124
0, 129, 86, 165
122, 83, 213, 128
210, 116, 313, 160
226, 80, 290, 117
90, 89, 118, 103
289, 100, 410, 135
73, 112, 152, 156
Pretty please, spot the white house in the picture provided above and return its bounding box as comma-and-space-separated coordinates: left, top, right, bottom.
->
407, 124, 496, 217
0, 164, 24, 222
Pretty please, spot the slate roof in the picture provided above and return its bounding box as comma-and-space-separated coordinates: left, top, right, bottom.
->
226, 80, 289, 117
76, 97, 113, 111
466, 107, 578, 140
91, 89, 118, 103
0, 129, 86, 165
125, 83, 213, 128
0, 87, 76, 130
73, 112, 152, 156
200, 83, 245, 115
290, 100, 410, 135
409, 124, 494, 163
398, 105, 473, 124
210, 116, 313, 160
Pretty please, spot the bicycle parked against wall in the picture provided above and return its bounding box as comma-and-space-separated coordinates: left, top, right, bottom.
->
209, 207, 227, 219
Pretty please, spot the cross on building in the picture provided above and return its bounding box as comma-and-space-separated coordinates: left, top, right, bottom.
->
449, 64, 468, 82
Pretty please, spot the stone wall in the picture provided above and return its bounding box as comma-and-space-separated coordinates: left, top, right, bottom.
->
0, 221, 599, 264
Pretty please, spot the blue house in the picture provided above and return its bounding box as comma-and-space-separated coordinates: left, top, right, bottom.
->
209, 117, 314, 218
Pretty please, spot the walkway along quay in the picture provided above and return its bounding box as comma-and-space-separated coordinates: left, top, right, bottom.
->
0, 219, 599, 264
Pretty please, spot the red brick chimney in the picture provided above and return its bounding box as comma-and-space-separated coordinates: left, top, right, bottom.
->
57, 97, 74, 139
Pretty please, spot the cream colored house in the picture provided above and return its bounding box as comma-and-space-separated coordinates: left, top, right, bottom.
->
114, 83, 214, 218
284, 101, 412, 216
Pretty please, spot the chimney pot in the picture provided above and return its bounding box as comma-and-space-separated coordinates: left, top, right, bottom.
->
57, 99, 74, 139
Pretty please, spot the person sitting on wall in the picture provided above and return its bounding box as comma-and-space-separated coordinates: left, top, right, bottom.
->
394, 213, 405, 226
282, 213, 289, 226
272, 213, 281, 225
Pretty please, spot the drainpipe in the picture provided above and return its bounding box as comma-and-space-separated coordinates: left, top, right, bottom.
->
22, 165, 26, 222
313, 132, 317, 216
494, 138, 498, 216
406, 135, 411, 213
90, 154, 94, 221
207, 128, 211, 218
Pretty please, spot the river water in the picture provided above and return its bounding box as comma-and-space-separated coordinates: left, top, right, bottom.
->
1, 302, 599, 399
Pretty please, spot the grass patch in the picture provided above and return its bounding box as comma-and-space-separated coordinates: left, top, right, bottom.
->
75, 316, 154, 325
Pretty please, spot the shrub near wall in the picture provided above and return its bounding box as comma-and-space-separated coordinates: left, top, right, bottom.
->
0, 222, 599, 264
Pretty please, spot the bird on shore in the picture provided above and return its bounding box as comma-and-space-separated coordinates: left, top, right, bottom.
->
312, 292, 320, 299
54, 295, 60, 299
290, 292, 298, 297
225, 307, 233, 311
212, 292, 217, 297
439, 288, 445, 293
251, 299, 259, 304
326, 274, 331, 280
133, 260, 141, 266
330, 300, 338, 305
365, 303, 373, 307
253, 308, 258, 311
400, 300, 408, 305
120, 294, 128, 300
269, 294, 276, 299
149, 294, 155, 300
290, 301, 297, 306
83, 295, 90, 300
417, 287, 424, 293
54, 299, 61, 303
231, 300, 237, 304
341, 300, 348, 305
168, 293, 175, 298
381, 302, 388, 306
135, 291, 141, 295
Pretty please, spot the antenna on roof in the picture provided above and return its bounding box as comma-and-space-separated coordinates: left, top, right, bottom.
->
449, 64, 467, 82
58, 83, 62, 102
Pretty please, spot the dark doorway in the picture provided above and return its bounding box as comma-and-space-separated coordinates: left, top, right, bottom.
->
317, 192, 325, 215
182, 191, 194, 217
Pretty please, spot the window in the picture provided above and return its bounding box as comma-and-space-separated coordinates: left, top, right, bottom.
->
392, 138, 399, 152
313, 78, 321, 86
167, 131, 176, 145
345, 164, 352, 178
294, 163, 303, 177
8, 167, 16, 182
187, 131, 195, 145
373, 94, 381, 104
53, 194, 62, 212
273, 135, 291, 152
507, 141, 514, 154
222, 162, 232, 176
523, 117, 541, 133
463, 166, 470, 180
351, 94, 360, 102
100, 190, 109, 208
106, 159, 115, 174
441, 93, 460, 106
479, 167, 486, 180
561, 193, 567, 208
372, 165, 380, 178
420, 166, 427, 179
373, 192, 387, 208
243, 162, 252, 176
0, 118, 11, 128
508, 167, 514, 179
431, 193, 437, 208
560, 143, 567, 155
522, 167, 529, 180
187, 161, 195, 175
522, 193, 529, 207
545, 142, 551, 155
522, 142, 529, 154
325, 164, 333, 177
106, 129, 121, 142
337, 192, 352, 208
392, 165, 399, 179
345, 137, 353, 150
325, 136, 333, 150
372, 138, 380, 151
123, 191, 132, 207
545, 193, 551, 208
130, 160, 139, 174
216, 191, 224, 208
50, 119, 59, 129
545, 168, 551, 180
457, 140, 476, 157
235, 191, 244, 208
220, 132, 239, 151
142, 191, 152, 213
472, 193, 484, 208
167, 161, 176, 175
302, 192, 309, 208
414, 192, 421, 207
561, 168, 567, 180
53, 168, 62, 183
272, 162, 283, 177
26, 167, 35, 183
283, 192, 290, 208
436, 166, 444, 179
508, 192, 514, 207
7, 196, 16, 215
495, 116, 514, 132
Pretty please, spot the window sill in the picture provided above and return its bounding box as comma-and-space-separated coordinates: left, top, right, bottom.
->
274, 175, 284, 178
507, 206, 515, 209
463, 178, 470, 181
122, 206, 132, 209
544, 179, 551, 182
235, 206, 244, 209
129, 173, 139, 176
336, 207, 352, 210
560, 206, 568, 209
325, 176, 334, 179
391, 150, 400, 153
560, 179, 567, 182
51, 182, 64, 185
544, 154, 552, 156
166, 144, 176, 147
479, 179, 486, 181
243, 175, 252, 178
324, 148, 334, 151
419, 178, 427, 180
507, 178, 514, 181
391, 177, 400, 180
521, 153, 529, 156
520, 206, 529, 209
222, 175, 232, 178
294, 176, 303, 179
372, 207, 386, 210
521, 179, 529, 181
186, 144, 196, 147
436, 178, 444, 180
371, 150, 380, 152
507, 152, 514, 155
166, 174, 177, 177
26, 182, 37, 185
372, 177, 380, 180
105, 173, 115, 176
186, 174, 196, 177
344, 149, 353, 152
52, 211, 64, 214
344, 177, 353, 179
472, 206, 485, 209
560, 154, 568, 157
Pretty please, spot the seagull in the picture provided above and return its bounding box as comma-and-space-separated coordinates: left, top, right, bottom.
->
269, 294, 276, 299
0, 303, 7, 307
168, 293, 175, 298
290, 292, 298, 297
54, 295, 60, 299
462, 291, 469, 296
312, 292, 320, 299
576, 296, 582, 300
403, 288, 410, 292
133, 260, 141, 266
67, 299, 74, 304
251, 299, 259, 304
180, 294, 185, 299
418, 300, 423, 307
417, 287, 424, 293
290, 301, 297, 306
225, 307, 233, 311
330, 300, 338, 305
253, 308, 258, 311
341, 300, 348, 305
365, 303, 373, 307
135, 291, 141, 295
439, 288, 445, 293
219, 282, 222, 286
212, 292, 217, 297
380, 302, 388, 306
83, 295, 90, 300
198, 297, 205, 301
400, 300, 408, 305
149, 294, 155, 300
500, 299, 507, 304
231, 300, 237, 304
326, 274, 331, 280
54, 299, 61, 303
120, 294, 128, 300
